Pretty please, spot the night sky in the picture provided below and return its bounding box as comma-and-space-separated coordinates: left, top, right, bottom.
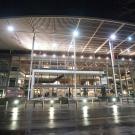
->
0, 0, 135, 23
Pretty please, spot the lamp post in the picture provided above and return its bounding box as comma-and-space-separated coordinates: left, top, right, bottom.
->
109, 34, 118, 97
27, 32, 36, 100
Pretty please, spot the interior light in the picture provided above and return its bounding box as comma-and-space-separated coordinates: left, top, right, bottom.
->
106, 57, 109, 60
80, 55, 84, 59
7, 25, 14, 32
128, 36, 132, 41
43, 53, 46, 57
73, 30, 79, 37
52, 54, 56, 58
110, 34, 116, 41
71, 55, 74, 58
83, 99, 87, 103
52, 43, 57, 48
89, 56, 93, 59
97, 56, 101, 60
62, 54, 65, 58
121, 57, 125, 61
129, 58, 132, 61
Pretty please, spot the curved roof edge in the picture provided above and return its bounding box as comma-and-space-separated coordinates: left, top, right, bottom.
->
0, 15, 135, 27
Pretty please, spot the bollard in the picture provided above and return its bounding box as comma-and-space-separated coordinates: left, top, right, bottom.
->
5, 101, 8, 111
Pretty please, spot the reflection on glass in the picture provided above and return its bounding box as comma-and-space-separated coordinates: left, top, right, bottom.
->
82, 105, 89, 126
10, 107, 19, 130
112, 105, 119, 123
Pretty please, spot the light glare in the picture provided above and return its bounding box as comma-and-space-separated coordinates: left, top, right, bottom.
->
73, 30, 79, 37
7, 25, 14, 32
110, 34, 116, 40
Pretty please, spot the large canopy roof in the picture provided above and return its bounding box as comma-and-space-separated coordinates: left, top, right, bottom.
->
0, 16, 135, 56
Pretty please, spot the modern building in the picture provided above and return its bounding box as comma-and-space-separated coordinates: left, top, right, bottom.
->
0, 16, 135, 98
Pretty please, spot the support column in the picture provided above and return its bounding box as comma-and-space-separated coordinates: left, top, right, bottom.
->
118, 63, 123, 93
28, 32, 36, 100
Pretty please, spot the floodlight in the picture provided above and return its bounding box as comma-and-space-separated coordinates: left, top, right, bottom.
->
14, 100, 19, 105
80, 55, 84, 59
7, 25, 14, 32
128, 36, 132, 41
83, 99, 87, 103
50, 100, 54, 104
112, 97, 116, 102
73, 30, 79, 37
110, 34, 116, 40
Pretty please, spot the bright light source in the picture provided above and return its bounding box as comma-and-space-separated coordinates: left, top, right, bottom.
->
73, 30, 79, 37
71, 55, 74, 58
14, 100, 19, 105
52, 43, 58, 48
62, 54, 65, 58
129, 58, 132, 61
43, 53, 46, 57
123, 90, 127, 95
52, 54, 56, 58
121, 57, 125, 61
97, 56, 101, 60
7, 25, 14, 32
33, 53, 37, 56
112, 97, 116, 102
89, 56, 93, 59
127, 49, 130, 52
110, 34, 116, 40
128, 36, 132, 41
106, 57, 109, 60
50, 100, 54, 104
80, 55, 84, 59
83, 99, 87, 103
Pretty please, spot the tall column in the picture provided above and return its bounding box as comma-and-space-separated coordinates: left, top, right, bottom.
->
124, 66, 129, 91
130, 68, 135, 91
106, 63, 110, 93
28, 32, 36, 100
118, 63, 123, 93
73, 38, 77, 98
109, 40, 117, 97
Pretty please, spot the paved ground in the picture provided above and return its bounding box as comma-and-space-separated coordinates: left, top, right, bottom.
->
0, 102, 135, 135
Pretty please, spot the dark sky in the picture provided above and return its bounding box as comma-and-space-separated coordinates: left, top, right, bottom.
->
0, 0, 135, 23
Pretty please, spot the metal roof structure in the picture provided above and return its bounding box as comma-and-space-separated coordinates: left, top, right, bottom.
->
0, 16, 135, 56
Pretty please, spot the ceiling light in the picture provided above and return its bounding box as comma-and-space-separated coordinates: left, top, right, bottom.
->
52, 43, 57, 48
89, 56, 93, 59
121, 57, 125, 61
129, 58, 132, 61
52, 54, 56, 58
80, 55, 84, 59
110, 34, 116, 41
7, 25, 14, 32
97, 56, 101, 60
71, 55, 74, 58
62, 54, 65, 58
43, 53, 46, 57
106, 57, 109, 60
128, 36, 132, 41
73, 30, 79, 37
